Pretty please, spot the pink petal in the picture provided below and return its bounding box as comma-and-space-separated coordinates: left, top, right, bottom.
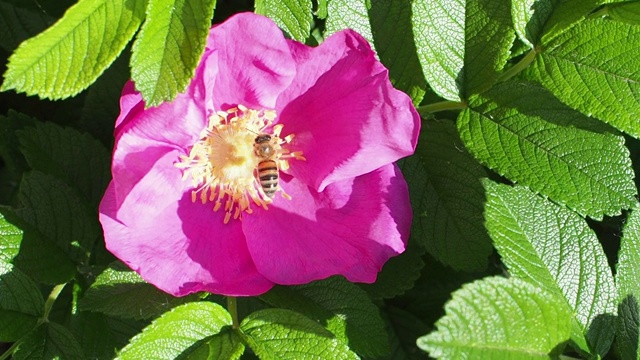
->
241, 164, 411, 285
100, 182, 274, 296
275, 30, 420, 191
204, 13, 296, 111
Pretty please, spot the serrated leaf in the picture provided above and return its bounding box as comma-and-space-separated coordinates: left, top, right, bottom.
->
0, 261, 44, 342
460, 80, 636, 219
616, 208, 640, 359
240, 308, 358, 360
0, 210, 22, 263
325, 0, 427, 104
526, 18, 640, 138
539, 0, 600, 45
411, 0, 514, 101
381, 306, 430, 360
316, 0, 328, 19
13, 171, 100, 263
13, 322, 85, 360
511, 0, 554, 48
255, 0, 312, 42
18, 121, 111, 207
1, 0, 146, 99
184, 327, 245, 360
606, 1, 640, 24
484, 181, 617, 356
131, 0, 216, 107
118, 302, 231, 360
79, 262, 201, 320
418, 276, 572, 359
0, 2, 53, 52
0, 110, 36, 178
409, 120, 492, 272
260, 276, 388, 358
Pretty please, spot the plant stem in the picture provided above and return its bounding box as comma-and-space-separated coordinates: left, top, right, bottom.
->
227, 296, 239, 329
0, 340, 22, 360
417, 100, 466, 117
42, 284, 66, 323
497, 48, 538, 83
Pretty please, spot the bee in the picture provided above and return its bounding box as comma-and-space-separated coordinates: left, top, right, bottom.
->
254, 134, 279, 198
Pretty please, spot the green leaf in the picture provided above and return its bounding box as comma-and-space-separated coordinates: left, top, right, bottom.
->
0, 2, 53, 52
411, 0, 514, 101
606, 1, 640, 24
0, 261, 44, 342
418, 276, 572, 359
13, 322, 85, 360
13, 171, 100, 264
70, 312, 145, 360
358, 239, 425, 299
1, 0, 146, 99
316, 0, 328, 19
539, 0, 600, 45
484, 181, 617, 356
511, 0, 555, 48
79, 262, 202, 320
526, 18, 640, 138
255, 0, 312, 42
616, 208, 640, 359
184, 327, 245, 360
325, 0, 427, 104
0, 210, 22, 263
130, 0, 216, 107
18, 121, 111, 207
117, 301, 231, 360
260, 276, 388, 358
381, 306, 430, 360
0, 110, 36, 178
409, 120, 492, 271
459, 80, 636, 219
240, 308, 358, 360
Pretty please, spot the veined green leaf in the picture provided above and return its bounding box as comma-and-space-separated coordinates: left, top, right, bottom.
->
117, 302, 232, 359
418, 276, 572, 359
1, 0, 146, 99
184, 327, 244, 360
13, 322, 85, 360
69, 312, 145, 360
411, 0, 514, 101
409, 120, 492, 272
0, 211, 22, 263
79, 262, 201, 320
605, 1, 640, 24
511, 0, 554, 48
240, 309, 358, 360
255, 0, 312, 42
526, 18, 640, 138
538, 0, 600, 45
326, 0, 427, 104
616, 208, 640, 360
260, 277, 388, 358
484, 181, 617, 356
459, 80, 636, 219
0, 261, 44, 342
130, 0, 216, 107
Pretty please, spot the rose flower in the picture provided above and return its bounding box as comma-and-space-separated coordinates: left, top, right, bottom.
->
99, 12, 420, 296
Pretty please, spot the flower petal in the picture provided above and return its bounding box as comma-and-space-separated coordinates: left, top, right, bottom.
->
204, 13, 296, 111
242, 164, 411, 285
276, 30, 420, 191
100, 182, 274, 296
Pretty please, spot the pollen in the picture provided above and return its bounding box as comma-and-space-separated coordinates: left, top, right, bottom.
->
175, 105, 303, 224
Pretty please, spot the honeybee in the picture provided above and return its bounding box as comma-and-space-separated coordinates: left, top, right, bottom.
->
254, 134, 279, 198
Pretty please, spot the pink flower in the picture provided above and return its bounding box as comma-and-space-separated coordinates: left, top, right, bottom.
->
99, 12, 420, 297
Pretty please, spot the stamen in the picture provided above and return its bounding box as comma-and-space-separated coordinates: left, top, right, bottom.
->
175, 106, 305, 223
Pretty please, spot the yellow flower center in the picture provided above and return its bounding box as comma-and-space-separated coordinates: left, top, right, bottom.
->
175, 105, 305, 224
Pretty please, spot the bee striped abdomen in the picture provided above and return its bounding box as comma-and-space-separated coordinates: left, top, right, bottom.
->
257, 160, 278, 198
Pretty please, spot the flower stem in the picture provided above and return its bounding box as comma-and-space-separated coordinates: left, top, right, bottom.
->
227, 296, 239, 329
0, 340, 21, 360
417, 100, 467, 117
497, 48, 538, 83
43, 284, 66, 323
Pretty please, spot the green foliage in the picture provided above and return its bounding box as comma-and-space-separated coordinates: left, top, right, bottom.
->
240, 309, 358, 360
2, 0, 640, 359
1, 0, 146, 100
131, 0, 216, 107
418, 276, 573, 359
255, 0, 313, 42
